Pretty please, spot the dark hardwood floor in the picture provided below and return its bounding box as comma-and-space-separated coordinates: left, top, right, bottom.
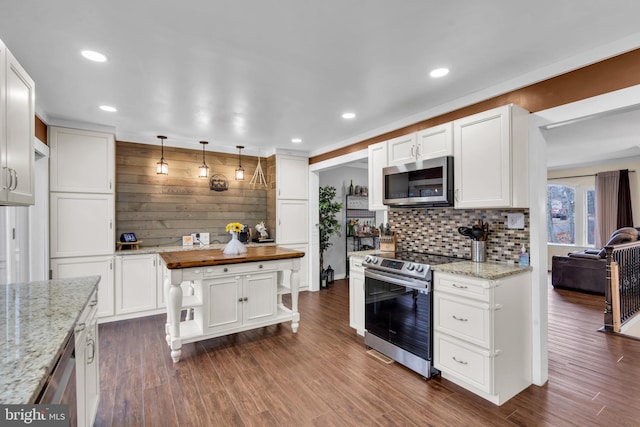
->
95, 278, 640, 426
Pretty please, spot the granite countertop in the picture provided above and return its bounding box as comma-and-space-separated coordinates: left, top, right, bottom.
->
116, 241, 277, 255
433, 261, 532, 280
159, 246, 305, 269
0, 276, 100, 404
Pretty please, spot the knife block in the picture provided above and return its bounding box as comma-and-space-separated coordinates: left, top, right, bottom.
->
379, 234, 396, 252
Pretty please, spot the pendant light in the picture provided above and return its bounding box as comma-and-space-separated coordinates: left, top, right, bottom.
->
198, 141, 209, 178
235, 145, 245, 180
156, 135, 168, 175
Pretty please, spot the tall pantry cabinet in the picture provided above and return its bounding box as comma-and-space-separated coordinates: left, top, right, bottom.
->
49, 127, 115, 318
275, 155, 309, 290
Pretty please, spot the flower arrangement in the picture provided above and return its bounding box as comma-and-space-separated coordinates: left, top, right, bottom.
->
226, 222, 243, 233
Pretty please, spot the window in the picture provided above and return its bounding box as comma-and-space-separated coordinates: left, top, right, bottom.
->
547, 184, 595, 246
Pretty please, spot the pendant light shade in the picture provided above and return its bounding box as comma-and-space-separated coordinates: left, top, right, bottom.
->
198, 141, 209, 178
235, 145, 245, 180
156, 135, 168, 175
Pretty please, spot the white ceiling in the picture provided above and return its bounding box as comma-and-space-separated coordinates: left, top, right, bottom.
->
2, 1, 640, 161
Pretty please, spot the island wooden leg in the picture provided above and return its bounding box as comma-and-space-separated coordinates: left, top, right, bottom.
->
167, 278, 183, 363
290, 258, 300, 333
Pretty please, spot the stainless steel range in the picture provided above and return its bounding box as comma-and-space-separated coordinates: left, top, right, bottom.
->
362, 251, 462, 378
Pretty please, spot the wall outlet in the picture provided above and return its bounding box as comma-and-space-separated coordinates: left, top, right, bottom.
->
507, 213, 525, 229
192, 232, 210, 245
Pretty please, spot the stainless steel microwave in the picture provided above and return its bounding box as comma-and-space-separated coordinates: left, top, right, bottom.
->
383, 156, 454, 207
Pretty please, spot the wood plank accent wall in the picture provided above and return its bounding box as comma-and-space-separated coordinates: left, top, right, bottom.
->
116, 141, 270, 247
309, 47, 640, 165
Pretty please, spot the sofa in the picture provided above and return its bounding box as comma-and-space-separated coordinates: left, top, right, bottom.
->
551, 227, 640, 295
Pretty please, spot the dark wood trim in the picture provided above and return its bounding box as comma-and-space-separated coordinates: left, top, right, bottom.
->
35, 115, 47, 144
310, 48, 640, 165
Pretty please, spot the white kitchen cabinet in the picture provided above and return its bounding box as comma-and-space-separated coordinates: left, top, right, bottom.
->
416, 123, 453, 159
453, 104, 529, 209
387, 133, 418, 166
49, 127, 115, 194
74, 289, 99, 427
367, 141, 388, 210
276, 154, 308, 199
50, 192, 114, 257
0, 43, 35, 206
51, 256, 114, 318
276, 199, 308, 244
115, 254, 157, 315
433, 270, 531, 405
205, 271, 277, 334
348, 256, 365, 335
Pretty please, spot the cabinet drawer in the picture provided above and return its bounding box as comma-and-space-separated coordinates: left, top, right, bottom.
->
435, 333, 492, 393
435, 293, 491, 348
435, 273, 491, 301
181, 262, 278, 280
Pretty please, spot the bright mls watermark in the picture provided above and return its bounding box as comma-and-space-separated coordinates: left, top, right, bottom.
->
1, 405, 69, 426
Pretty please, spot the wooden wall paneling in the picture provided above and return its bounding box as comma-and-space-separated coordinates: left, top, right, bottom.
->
116, 141, 269, 247
35, 115, 47, 144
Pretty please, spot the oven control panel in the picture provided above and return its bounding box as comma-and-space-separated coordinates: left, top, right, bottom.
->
363, 255, 430, 280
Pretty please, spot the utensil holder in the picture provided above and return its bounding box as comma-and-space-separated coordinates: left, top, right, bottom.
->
471, 240, 486, 263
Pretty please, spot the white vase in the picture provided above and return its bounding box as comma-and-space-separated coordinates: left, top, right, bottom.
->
224, 231, 247, 255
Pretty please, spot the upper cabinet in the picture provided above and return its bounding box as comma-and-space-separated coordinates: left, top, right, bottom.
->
49, 127, 115, 194
0, 41, 35, 206
387, 123, 453, 167
453, 104, 529, 209
367, 141, 388, 211
276, 155, 308, 199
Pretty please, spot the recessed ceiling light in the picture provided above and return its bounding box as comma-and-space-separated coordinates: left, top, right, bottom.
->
81, 50, 107, 62
429, 68, 449, 78
342, 112, 356, 119
99, 105, 117, 112
291, 138, 302, 143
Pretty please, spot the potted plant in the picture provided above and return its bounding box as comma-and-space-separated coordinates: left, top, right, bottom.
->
319, 186, 343, 288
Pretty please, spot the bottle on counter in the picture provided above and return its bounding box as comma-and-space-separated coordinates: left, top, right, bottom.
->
349, 180, 354, 195
519, 244, 529, 266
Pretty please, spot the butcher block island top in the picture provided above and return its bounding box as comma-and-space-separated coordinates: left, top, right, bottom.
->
159, 245, 304, 269
160, 246, 305, 362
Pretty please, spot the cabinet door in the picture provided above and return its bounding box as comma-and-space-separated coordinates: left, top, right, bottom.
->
453, 106, 511, 208
206, 276, 242, 332
115, 254, 157, 315
417, 123, 453, 160
387, 133, 417, 166
84, 312, 100, 427
49, 127, 115, 194
276, 155, 308, 199
349, 257, 365, 335
51, 256, 114, 318
367, 141, 388, 210
276, 200, 308, 244
74, 323, 87, 427
50, 193, 114, 257
243, 272, 277, 324
3, 49, 35, 205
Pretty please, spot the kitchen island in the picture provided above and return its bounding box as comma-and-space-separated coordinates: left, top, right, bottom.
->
159, 246, 305, 362
0, 276, 100, 404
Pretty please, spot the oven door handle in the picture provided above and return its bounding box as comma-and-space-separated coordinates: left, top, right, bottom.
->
364, 269, 429, 291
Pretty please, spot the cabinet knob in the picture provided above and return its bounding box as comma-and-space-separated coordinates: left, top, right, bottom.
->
258, 264, 263, 269
243, 297, 248, 302
238, 298, 243, 302
224, 267, 228, 272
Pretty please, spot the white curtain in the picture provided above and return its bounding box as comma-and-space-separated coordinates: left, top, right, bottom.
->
595, 170, 620, 247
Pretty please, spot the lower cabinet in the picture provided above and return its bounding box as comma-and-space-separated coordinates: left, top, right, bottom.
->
348, 256, 365, 335
114, 253, 157, 315
50, 256, 114, 318
205, 271, 277, 334
433, 271, 531, 405
74, 289, 99, 427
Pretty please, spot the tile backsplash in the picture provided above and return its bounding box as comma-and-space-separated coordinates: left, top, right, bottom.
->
389, 207, 530, 264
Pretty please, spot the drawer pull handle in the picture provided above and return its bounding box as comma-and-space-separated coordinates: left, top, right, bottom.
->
452, 356, 468, 365
452, 315, 468, 322
452, 283, 468, 289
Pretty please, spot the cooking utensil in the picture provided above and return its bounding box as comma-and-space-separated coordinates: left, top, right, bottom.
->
471, 226, 485, 241
458, 226, 473, 238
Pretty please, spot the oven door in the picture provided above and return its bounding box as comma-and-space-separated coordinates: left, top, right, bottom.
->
364, 269, 432, 360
